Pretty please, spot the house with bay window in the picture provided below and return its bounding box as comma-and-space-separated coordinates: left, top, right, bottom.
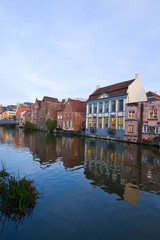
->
85, 74, 147, 140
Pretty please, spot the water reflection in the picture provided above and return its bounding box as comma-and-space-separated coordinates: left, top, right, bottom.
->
84, 138, 160, 206
1, 127, 160, 206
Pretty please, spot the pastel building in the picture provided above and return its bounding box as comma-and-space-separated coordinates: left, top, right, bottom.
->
85, 74, 147, 140
124, 100, 160, 145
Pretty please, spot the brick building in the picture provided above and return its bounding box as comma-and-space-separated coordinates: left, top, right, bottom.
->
146, 91, 160, 101
39, 96, 61, 130
124, 100, 160, 145
61, 98, 86, 134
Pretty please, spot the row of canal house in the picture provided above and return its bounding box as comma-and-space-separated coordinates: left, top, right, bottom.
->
85, 74, 160, 145
16, 96, 86, 133
15, 73, 160, 145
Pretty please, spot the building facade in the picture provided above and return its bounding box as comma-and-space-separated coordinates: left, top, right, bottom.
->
124, 100, 160, 145
60, 98, 86, 134
85, 74, 147, 140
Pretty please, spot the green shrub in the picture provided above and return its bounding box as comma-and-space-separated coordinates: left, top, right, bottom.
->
45, 118, 57, 132
24, 121, 37, 131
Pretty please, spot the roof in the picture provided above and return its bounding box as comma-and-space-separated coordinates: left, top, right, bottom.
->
88, 79, 135, 101
69, 99, 86, 113
16, 107, 26, 114
36, 99, 42, 107
43, 96, 59, 103
146, 91, 160, 99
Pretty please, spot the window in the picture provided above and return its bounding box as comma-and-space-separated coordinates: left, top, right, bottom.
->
89, 104, 92, 114
93, 117, 97, 128
149, 109, 157, 119
105, 117, 108, 128
128, 125, 134, 132
143, 125, 150, 133
98, 118, 102, 128
118, 100, 123, 111
88, 118, 91, 128
118, 117, 123, 129
129, 110, 135, 119
99, 103, 103, 113
111, 117, 116, 129
155, 126, 160, 134
105, 102, 109, 112
65, 113, 67, 119
111, 101, 116, 112
65, 121, 67, 128
94, 103, 97, 113
69, 121, 71, 128
69, 113, 71, 118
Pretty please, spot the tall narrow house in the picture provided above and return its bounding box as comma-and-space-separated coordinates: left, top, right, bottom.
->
85, 74, 147, 140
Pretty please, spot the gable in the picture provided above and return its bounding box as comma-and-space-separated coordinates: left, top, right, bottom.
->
98, 93, 109, 99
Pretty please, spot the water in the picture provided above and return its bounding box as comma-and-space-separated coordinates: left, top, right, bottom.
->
0, 127, 160, 240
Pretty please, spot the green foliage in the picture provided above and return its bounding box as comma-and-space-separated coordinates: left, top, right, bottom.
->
45, 118, 57, 132
0, 165, 39, 224
24, 121, 37, 131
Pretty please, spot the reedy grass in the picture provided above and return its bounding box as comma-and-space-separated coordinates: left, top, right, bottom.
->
0, 164, 39, 223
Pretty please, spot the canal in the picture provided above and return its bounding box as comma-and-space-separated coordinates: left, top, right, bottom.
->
0, 127, 160, 240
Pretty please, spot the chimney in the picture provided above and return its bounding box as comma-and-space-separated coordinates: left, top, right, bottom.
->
97, 85, 100, 89
135, 73, 139, 79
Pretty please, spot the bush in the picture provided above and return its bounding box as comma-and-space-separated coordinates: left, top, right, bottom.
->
45, 118, 57, 132
24, 121, 37, 131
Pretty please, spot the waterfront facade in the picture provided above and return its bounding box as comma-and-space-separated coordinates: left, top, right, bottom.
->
85, 74, 147, 140
124, 100, 160, 145
60, 98, 86, 134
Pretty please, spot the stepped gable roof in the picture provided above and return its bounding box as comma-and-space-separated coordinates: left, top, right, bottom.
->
69, 99, 86, 113
43, 96, 59, 103
16, 107, 26, 114
88, 79, 135, 100
146, 91, 160, 99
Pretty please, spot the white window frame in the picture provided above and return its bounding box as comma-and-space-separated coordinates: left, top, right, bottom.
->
149, 109, 158, 119
128, 110, 135, 119
128, 125, 134, 133
143, 125, 150, 133
155, 126, 160, 134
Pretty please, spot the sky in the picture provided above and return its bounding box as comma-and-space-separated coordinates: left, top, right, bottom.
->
0, 0, 160, 105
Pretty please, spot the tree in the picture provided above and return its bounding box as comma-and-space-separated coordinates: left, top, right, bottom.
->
45, 118, 57, 132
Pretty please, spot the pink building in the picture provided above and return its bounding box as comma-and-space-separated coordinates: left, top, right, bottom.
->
124, 100, 160, 146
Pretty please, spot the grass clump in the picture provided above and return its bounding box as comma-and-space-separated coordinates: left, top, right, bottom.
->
0, 166, 39, 225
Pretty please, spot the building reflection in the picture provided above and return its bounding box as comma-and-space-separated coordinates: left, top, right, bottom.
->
0, 128, 85, 169
84, 138, 160, 206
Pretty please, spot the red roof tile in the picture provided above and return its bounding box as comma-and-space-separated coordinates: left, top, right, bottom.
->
69, 99, 86, 113
88, 79, 134, 100
146, 91, 160, 99
43, 96, 59, 103
16, 107, 26, 114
